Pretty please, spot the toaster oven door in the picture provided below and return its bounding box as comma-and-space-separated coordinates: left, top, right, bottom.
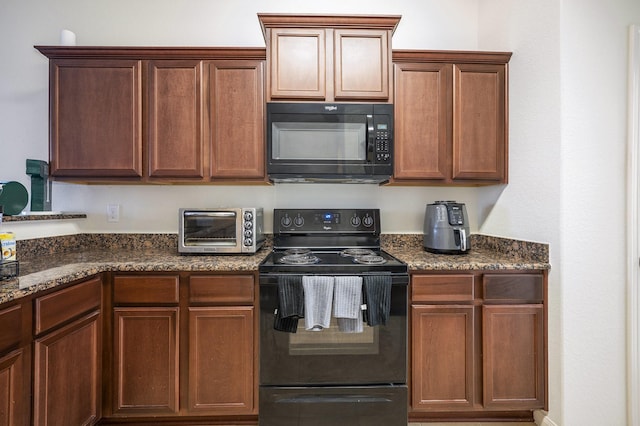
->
180, 210, 241, 251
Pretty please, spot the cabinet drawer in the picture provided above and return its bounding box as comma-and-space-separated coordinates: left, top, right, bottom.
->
114, 275, 180, 304
35, 276, 102, 335
483, 274, 543, 303
189, 275, 254, 304
411, 274, 474, 302
0, 304, 23, 353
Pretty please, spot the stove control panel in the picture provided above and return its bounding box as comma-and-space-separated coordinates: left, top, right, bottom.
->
275, 208, 380, 233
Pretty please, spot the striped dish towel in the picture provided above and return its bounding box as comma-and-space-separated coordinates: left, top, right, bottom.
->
333, 276, 363, 333
302, 276, 334, 331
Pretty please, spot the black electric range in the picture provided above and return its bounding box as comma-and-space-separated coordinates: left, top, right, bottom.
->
258, 208, 408, 426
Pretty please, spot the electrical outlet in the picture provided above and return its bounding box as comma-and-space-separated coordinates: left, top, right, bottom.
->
107, 204, 120, 222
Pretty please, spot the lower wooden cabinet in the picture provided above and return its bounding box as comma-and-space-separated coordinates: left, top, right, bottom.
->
33, 311, 101, 425
112, 307, 179, 415
0, 348, 30, 426
188, 307, 254, 413
411, 305, 474, 410
410, 271, 547, 420
0, 303, 30, 426
105, 273, 257, 421
33, 276, 102, 426
483, 304, 545, 410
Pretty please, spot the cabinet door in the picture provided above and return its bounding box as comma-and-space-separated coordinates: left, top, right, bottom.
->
147, 60, 204, 179
33, 311, 101, 426
411, 305, 474, 411
452, 63, 507, 182
334, 29, 390, 100
188, 307, 255, 414
50, 59, 142, 178
208, 60, 265, 180
482, 304, 545, 410
0, 349, 29, 426
113, 307, 179, 415
393, 63, 450, 180
268, 28, 326, 100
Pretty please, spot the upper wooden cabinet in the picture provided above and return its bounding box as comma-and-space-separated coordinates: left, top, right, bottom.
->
392, 51, 511, 185
258, 14, 400, 102
147, 60, 204, 180
48, 58, 143, 178
36, 47, 267, 184
207, 60, 265, 180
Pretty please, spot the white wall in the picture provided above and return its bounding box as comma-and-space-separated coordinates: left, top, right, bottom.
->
3, 1, 639, 425
477, 0, 639, 425
559, 0, 637, 424
477, 2, 564, 424
0, 0, 484, 237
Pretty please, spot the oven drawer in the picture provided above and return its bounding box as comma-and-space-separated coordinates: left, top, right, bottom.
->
259, 385, 407, 426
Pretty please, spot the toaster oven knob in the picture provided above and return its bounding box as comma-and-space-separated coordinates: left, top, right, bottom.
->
244, 229, 253, 238
244, 238, 253, 246
244, 221, 253, 229
244, 211, 253, 221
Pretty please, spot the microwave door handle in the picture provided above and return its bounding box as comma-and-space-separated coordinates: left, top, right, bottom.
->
366, 114, 374, 162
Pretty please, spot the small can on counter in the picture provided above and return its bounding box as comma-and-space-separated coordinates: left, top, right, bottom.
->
1, 232, 16, 261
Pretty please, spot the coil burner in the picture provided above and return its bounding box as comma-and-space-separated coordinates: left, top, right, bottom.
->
340, 248, 376, 257
352, 254, 387, 265
284, 248, 312, 256
278, 253, 320, 265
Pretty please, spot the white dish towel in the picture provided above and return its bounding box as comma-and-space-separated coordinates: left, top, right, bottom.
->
302, 276, 335, 331
333, 276, 364, 333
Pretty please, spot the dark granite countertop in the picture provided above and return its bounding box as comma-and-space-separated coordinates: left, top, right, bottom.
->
382, 234, 550, 271
0, 246, 271, 304
2, 212, 87, 222
0, 233, 550, 305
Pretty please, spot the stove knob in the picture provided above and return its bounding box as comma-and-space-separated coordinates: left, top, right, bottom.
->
281, 215, 292, 227
363, 215, 374, 227
350, 215, 361, 227
294, 215, 305, 227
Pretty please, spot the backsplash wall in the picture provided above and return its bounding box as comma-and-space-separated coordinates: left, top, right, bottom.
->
49, 181, 497, 235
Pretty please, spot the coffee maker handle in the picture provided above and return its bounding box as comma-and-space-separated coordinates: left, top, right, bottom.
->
460, 228, 467, 251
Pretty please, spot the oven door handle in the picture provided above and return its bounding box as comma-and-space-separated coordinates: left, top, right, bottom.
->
274, 394, 394, 404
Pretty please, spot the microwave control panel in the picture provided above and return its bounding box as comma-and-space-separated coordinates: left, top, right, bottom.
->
375, 126, 391, 162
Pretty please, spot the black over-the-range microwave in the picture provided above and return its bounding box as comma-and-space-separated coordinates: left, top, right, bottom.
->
266, 102, 393, 183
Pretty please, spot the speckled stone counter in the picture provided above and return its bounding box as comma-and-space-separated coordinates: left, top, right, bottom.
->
0, 234, 272, 304
0, 232, 549, 305
2, 212, 87, 222
382, 234, 550, 271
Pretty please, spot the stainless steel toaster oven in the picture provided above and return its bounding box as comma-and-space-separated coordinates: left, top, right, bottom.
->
178, 208, 265, 254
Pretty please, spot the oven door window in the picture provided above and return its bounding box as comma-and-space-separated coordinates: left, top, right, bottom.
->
183, 212, 238, 246
271, 120, 367, 162
289, 317, 379, 356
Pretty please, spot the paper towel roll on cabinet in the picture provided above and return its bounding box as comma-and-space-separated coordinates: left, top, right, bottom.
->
423, 201, 471, 254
